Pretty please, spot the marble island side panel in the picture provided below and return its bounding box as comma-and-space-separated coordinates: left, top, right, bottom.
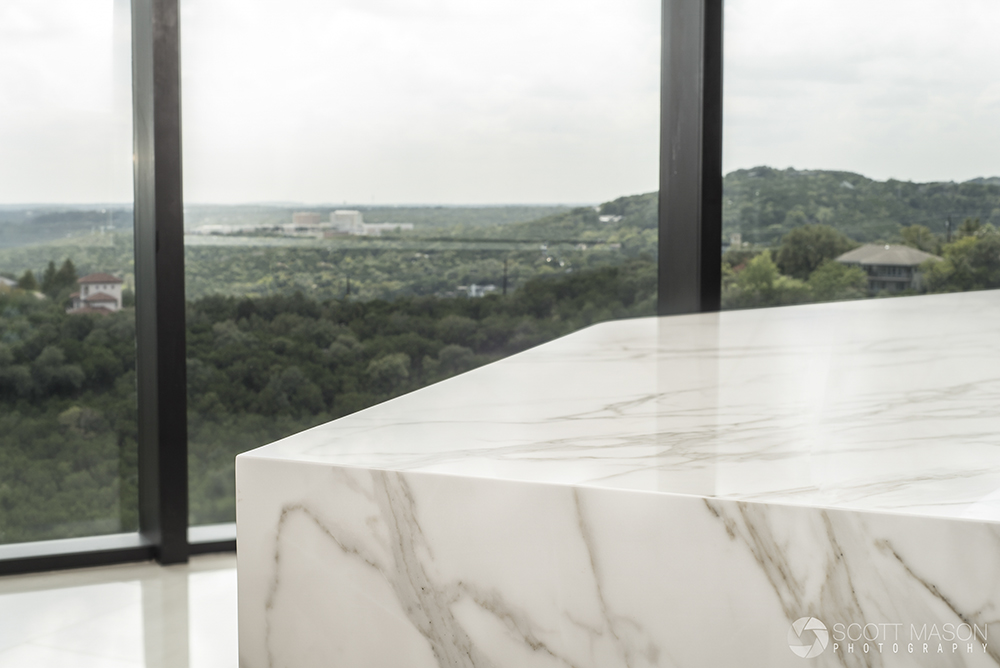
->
237, 456, 1000, 668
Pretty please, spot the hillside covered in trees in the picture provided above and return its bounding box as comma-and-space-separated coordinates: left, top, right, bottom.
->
723, 167, 1000, 245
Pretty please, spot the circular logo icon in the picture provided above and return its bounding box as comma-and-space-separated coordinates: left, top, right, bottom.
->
788, 617, 829, 658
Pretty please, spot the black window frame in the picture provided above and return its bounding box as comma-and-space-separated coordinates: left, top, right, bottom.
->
0, 0, 721, 576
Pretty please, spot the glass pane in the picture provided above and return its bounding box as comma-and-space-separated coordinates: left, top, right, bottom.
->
182, 0, 660, 524
722, 0, 1000, 308
0, 0, 136, 544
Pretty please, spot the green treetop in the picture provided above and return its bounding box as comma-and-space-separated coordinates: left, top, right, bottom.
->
775, 225, 858, 280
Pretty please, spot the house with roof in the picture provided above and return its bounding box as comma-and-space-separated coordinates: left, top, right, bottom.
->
68, 273, 124, 314
835, 244, 942, 294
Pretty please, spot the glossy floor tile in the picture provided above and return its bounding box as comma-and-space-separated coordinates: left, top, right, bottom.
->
0, 554, 236, 668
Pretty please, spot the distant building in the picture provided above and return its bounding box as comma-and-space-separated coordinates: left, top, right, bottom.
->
325, 211, 413, 236
460, 284, 497, 298
835, 244, 941, 293
0, 276, 16, 288
68, 273, 124, 314
292, 212, 321, 227
329, 210, 364, 234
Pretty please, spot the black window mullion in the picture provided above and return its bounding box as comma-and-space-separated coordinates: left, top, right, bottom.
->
132, 0, 189, 565
659, 0, 724, 315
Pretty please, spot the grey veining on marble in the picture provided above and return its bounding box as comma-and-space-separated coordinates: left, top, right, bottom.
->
238, 291, 1000, 668
238, 464, 1000, 667
244, 290, 1000, 520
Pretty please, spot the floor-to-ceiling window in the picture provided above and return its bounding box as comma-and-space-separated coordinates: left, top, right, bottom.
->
0, 0, 138, 546
721, 0, 1000, 309
180, 0, 662, 526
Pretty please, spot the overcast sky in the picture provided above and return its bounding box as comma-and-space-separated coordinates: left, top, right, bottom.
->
724, 0, 1000, 184
1, 0, 998, 204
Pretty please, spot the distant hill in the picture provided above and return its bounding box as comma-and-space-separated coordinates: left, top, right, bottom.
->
4, 170, 999, 268
723, 167, 1000, 245
487, 192, 657, 239
0, 208, 132, 249
964, 177, 1000, 187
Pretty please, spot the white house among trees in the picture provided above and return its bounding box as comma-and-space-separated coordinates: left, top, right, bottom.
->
68, 273, 124, 313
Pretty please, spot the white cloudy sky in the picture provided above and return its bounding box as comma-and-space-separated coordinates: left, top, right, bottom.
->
0, 0, 998, 204
724, 0, 1000, 183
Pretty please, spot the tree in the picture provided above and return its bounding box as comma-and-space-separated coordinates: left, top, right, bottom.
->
436, 344, 475, 374
16, 270, 38, 291
40, 258, 77, 297
738, 250, 782, 292
957, 217, 982, 239
365, 353, 410, 392
722, 251, 811, 309
41, 261, 58, 294
807, 261, 868, 301
54, 259, 78, 294
722, 246, 760, 270
775, 225, 858, 280
924, 225, 1000, 293
899, 225, 939, 254
782, 207, 809, 228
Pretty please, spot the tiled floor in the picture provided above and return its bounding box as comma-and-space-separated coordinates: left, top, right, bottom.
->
0, 554, 237, 668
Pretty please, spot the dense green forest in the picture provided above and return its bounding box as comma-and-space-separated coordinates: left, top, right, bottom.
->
3, 167, 1000, 543
0, 258, 655, 540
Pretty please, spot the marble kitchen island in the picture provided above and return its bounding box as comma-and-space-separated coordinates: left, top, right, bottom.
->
237, 291, 1000, 668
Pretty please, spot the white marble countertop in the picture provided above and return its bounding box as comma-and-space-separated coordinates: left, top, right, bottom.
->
242, 290, 1000, 522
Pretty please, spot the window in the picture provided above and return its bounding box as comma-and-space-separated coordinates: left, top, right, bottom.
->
180, 0, 661, 527
721, 0, 1000, 309
2, 0, 726, 573
0, 0, 137, 548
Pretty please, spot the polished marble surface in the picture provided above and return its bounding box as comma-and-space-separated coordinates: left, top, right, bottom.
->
0, 554, 236, 668
238, 291, 1000, 667
244, 290, 1000, 520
